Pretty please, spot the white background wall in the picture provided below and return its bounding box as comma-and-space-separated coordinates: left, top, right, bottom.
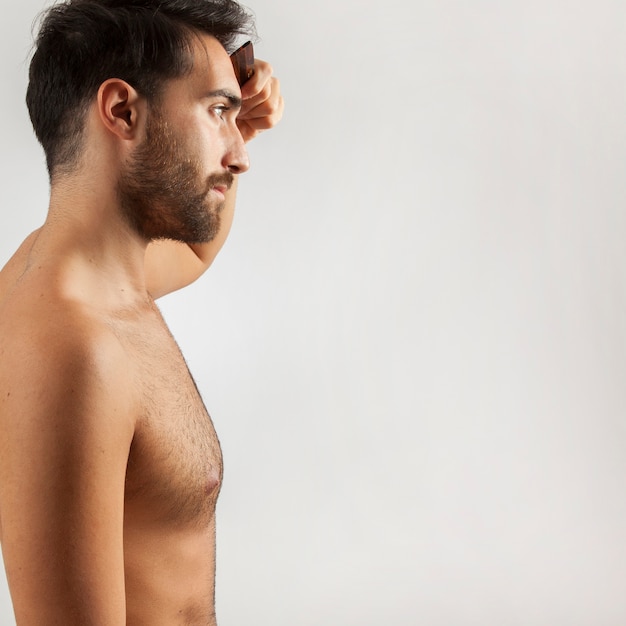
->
1, 1, 626, 624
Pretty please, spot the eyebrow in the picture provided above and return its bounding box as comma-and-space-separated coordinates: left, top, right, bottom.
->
204, 89, 242, 109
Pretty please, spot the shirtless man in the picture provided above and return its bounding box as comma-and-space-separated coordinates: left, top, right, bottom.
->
0, 1, 283, 623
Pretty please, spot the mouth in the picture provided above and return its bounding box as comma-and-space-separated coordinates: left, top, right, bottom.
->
206, 172, 234, 203
209, 186, 228, 203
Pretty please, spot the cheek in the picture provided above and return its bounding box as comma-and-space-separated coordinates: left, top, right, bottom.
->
194, 130, 226, 172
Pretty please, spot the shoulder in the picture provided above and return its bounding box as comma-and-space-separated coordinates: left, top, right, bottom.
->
0, 229, 40, 303
0, 292, 137, 443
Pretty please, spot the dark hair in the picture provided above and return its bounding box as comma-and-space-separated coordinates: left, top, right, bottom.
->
26, 0, 256, 178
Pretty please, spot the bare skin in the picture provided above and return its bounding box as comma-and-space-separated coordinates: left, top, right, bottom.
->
0, 33, 283, 625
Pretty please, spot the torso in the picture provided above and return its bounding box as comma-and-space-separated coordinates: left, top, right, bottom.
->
120, 305, 223, 625
0, 233, 223, 625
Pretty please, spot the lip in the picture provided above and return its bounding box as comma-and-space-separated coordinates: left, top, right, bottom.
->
211, 185, 227, 199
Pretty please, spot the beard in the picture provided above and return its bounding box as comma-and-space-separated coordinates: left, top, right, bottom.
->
117, 109, 233, 244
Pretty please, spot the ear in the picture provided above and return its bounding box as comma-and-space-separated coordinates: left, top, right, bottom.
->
96, 78, 144, 140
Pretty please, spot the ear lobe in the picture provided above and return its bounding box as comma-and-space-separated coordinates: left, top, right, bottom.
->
97, 79, 142, 140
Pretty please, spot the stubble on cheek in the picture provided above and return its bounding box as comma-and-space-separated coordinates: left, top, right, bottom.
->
117, 115, 232, 244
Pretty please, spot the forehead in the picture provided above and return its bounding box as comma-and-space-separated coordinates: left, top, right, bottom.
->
186, 33, 240, 94
156, 32, 240, 105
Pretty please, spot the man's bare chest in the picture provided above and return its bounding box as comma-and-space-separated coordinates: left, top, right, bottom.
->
117, 315, 223, 529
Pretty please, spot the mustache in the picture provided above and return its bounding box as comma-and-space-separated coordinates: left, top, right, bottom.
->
205, 172, 235, 192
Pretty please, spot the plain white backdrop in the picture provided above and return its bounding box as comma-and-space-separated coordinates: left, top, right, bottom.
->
1, 0, 626, 624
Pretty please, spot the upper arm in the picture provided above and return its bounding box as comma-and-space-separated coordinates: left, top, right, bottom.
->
0, 326, 135, 624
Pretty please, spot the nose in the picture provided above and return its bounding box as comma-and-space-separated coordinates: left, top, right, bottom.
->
223, 126, 250, 174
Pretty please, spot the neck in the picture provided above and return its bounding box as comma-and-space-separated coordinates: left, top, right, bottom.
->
36, 169, 151, 306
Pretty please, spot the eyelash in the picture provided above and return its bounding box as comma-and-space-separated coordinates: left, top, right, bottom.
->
212, 105, 230, 119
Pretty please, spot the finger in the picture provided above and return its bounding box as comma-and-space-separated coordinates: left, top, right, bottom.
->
239, 77, 282, 119
241, 110, 282, 131
240, 59, 273, 100
239, 82, 272, 116
240, 83, 283, 121
238, 94, 284, 133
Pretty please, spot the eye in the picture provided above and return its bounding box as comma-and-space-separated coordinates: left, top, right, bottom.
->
212, 104, 230, 119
